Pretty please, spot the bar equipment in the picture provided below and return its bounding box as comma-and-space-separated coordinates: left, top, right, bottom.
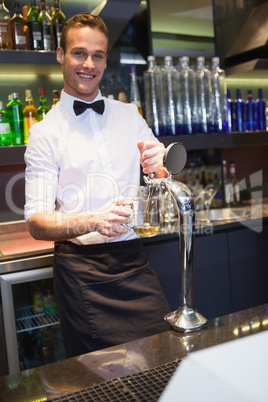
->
144, 142, 208, 332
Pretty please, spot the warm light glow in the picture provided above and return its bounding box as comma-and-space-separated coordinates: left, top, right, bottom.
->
0, 75, 38, 81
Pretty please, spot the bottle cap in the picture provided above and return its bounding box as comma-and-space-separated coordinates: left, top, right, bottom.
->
39, 87, 46, 96
25, 89, 32, 99
147, 55, 155, 62
130, 65, 136, 74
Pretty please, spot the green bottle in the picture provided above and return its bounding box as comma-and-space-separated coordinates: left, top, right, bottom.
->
51, 0, 65, 48
37, 87, 50, 121
0, 100, 12, 146
6, 93, 24, 145
27, 0, 42, 50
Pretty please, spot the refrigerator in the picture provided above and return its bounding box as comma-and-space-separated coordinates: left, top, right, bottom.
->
0, 221, 65, 375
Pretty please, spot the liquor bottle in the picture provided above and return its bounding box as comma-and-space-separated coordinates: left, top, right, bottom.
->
37, 87, 49, 121
129, 65, 143, 116
228, 161, 240, 206
196, 56, 212, 133
179, 56, 199, 134
245, 90, 257, 131
6, 92, 24, 145
51, 89, 60, 107
23, 89, 38, 144
211, 57, 228, 132
118, 88, 127, 103
38, 0, 54, 51
233, 89, 245, 132
0, 0, 12, 49
143, 55, 167, 136
51, 0, 65, 48
256, 88, 266, 131
162, 56, 180, 135
27, 0, 42, 50
10, 2, 30, 50
0, 100, 12, 146
226, 88, 234, 132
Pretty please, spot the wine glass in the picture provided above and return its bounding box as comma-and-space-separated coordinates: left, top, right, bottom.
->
200, 185, 217, 223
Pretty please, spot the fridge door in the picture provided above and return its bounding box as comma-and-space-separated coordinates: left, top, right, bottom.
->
0, 267, 61, 374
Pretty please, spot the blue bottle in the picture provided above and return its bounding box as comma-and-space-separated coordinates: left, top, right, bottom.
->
256, 88, 266, 131
143, 56, 167, 136
210, 57, 228, 132
179, 56, 198, 134
245, 90, 257, 131
226, 88, 233, 132
162, 56, 181, 135
234, 89, 245, 132
196, 56, 212, 133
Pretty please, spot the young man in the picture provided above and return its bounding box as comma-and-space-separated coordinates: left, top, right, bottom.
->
25, 13, 170, 358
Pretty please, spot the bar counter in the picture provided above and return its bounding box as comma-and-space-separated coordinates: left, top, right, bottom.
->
0, 304, 267, 401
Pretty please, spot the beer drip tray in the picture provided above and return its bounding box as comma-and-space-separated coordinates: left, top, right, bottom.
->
196, 208, 250, 222
15, 305, 60, 333
48, 360, 181, 402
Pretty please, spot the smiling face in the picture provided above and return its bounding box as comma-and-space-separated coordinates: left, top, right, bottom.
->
56, 26, 108, 102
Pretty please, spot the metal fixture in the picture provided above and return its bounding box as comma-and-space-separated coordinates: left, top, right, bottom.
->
144, 142, 208, 332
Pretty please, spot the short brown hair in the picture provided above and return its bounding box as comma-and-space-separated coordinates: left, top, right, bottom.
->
60, 13, 109, 53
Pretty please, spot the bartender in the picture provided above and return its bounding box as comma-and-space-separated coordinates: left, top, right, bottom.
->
24, 12, 170, 358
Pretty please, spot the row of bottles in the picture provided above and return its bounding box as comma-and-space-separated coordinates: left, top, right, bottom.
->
18, 326, 65, 370
0, 0, 65, 51
143, 55, 228, 136
227, 88, 266, 132
0, 88, 60, 146
142, 55, 267, 136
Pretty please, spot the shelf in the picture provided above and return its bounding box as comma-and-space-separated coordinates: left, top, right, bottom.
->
159, 131, 268, 151
15, 305, 60, 333
1, 131, 268, 166
0, 50, 61, 76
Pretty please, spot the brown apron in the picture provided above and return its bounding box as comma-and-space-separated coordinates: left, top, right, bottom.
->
53, 239, 170, 358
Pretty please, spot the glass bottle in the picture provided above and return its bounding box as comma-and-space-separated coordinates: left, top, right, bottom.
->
37, 87, 49, 121
226, 88, 234, 133
162, 56, 181, 135
0, 100, 12, 147
51, 0, 65, 48
210, 57, 228, 132
228, 161, 240, 206
23, 89, 38, 144
233, 88, 245, 132
38, 0, 54, 51
51, 89, 60, 107
0, 0, 12, 49
129, 65, 143, 116
10, 2, 30, 50
27, 0, 42, 50
245, 90, 257, 131
143, 55, 167, 136
179, 56, 198, 134
196, 56, 212, 133
256, 88, 266, 131
6, 92, 24, 145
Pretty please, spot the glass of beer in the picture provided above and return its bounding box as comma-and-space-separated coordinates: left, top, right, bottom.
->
130, 194, 160, 238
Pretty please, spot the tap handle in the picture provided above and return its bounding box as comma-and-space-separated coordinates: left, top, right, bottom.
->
163, 142, 187, 175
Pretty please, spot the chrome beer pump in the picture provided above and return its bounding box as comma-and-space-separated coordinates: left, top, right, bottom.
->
144, 142, 208, 332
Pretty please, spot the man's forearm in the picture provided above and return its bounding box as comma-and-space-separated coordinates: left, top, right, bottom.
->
27, 211, 95, 241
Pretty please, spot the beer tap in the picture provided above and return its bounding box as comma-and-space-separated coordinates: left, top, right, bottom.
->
145, 143, 208, 332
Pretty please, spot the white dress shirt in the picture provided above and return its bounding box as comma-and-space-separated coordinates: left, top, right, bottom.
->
24, 90, 158, 245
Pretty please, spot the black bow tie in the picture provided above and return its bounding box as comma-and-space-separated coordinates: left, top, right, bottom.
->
73, 99, 105, 116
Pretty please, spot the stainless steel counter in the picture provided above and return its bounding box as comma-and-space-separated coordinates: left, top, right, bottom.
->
0, 304, 267, 401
